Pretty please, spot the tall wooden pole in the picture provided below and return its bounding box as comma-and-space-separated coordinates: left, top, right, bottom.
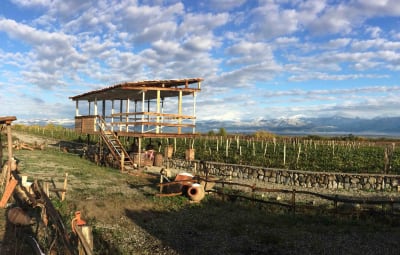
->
178, 90, 182, 134
193, 92, 196, 134
6, 124, 13, 187
156, 90, 161, 134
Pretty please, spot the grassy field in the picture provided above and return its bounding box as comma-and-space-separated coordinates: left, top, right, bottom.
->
1, 144, 400, 254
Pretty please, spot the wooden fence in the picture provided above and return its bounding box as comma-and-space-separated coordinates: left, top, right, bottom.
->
158, 175, 400, 217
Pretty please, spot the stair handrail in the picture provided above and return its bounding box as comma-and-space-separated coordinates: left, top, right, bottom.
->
95, 115, 135, 170
96, 116, 122, 157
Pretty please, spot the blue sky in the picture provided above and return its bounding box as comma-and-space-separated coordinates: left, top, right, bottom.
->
0, 0, 400, 125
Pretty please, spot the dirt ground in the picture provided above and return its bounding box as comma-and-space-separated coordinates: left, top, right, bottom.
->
2, 131, 400, 255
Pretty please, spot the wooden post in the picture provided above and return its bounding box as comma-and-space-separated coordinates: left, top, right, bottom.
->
126, 98, 130, 131
75, 101, 79, 116
192, 92, 196, 134
160, 173, 164, 194
61, 173, 68, 201
291, 189, 296, 215
156, 90, 160, 134
76, 225, 94, 255
141, 91, 145, 133
120, 100, 123, 132
120, 152, 125, 172
138, 137, 142, 168
0, 178, 18, 208
174, 138, 176, 154
178, 90, 182, 134
6, 124, 13, 187
94, 98, 98, 132
225, 139, 229, 157
111, 100, 115, 132
334, 195, 338, 216
283, 143, 286, 166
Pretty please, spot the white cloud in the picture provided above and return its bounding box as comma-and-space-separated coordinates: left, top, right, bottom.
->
11, 0, 52, 7
208, 0, 246, 11
1, 0, 400, 124
250, 1, 299, 39
289, 72, 389, 82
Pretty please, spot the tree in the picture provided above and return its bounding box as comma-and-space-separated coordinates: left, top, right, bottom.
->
253, 130, 275, 139
217, 127, 227, 136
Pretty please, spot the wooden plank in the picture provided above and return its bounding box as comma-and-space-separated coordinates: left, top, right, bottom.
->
122, 86, 200, 93
33, 180, 75, 255
0, 178, 18, 208
110, 121, 195, 127
116, 132, 198, 138
110, 112, 196, 119
62, 173, 68, 201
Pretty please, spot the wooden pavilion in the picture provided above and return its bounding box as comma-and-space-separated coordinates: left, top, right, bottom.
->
70, 78, 202, 171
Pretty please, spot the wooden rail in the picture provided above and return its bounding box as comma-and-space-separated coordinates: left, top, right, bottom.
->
158, 176, 400, 215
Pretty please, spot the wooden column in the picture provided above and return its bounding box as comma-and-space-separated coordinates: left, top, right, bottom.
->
126, 98, 130, 131
6, 124, 13, 186
141, 91, 145, 133
119, 100, 123, 131
161, 98, 164, 133
178, 90, 182, 134
111, 100, 115, 132
134, 100, 137, 132
138, 137, 142, 167
156, 90, 161, 133
193, 92, 196, 134
75, 101, 79, 116
94, 98, 98, 131
102, 100, 106, 118
94, 98, 98, 115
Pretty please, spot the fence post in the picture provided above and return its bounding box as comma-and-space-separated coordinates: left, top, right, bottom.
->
252, 183, 256, 207
222, 180, 225, 202
334, 195, 338, 216
160, 173, 164, 194
291, 189, 296, 215
390, 198, 394, 214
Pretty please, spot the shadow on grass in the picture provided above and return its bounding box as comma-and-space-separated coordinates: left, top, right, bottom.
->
124, 196, 284, 255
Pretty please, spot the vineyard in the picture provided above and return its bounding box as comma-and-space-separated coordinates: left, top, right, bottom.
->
12, 124, 400, 174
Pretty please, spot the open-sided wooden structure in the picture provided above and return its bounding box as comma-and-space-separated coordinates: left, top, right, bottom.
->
70, 78, 202, 170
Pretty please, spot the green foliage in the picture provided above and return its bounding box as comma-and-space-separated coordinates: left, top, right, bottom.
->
13, 123, 82, 141
217, 127, 227, 136
254, 130, 275, 139
172, 135, 400, 174
207, 130, 215, 136
12, 123, 400, 174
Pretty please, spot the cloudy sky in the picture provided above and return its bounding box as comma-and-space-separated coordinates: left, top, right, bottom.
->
1, 0, 400, 125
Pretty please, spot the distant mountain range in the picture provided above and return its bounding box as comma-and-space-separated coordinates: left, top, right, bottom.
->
16, 116, 400, 137
196, 116, 400, 137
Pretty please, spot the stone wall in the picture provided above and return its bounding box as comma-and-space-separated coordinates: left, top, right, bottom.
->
165, 159, 400, 192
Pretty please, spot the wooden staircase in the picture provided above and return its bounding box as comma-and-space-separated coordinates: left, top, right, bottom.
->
96, 116, 135, 172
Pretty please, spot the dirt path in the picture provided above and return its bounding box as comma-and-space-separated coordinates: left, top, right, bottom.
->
12, 131, 60, 148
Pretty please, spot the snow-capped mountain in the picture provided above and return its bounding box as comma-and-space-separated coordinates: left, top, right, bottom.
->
197, 116, 400, 136
14, 116, 400, 137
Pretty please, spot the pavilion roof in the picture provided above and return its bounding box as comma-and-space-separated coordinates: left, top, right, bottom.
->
70, 78, 203, 102
0, 116, 17, 125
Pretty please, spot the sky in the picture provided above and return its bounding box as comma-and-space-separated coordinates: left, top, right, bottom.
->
0, 0, 400, 126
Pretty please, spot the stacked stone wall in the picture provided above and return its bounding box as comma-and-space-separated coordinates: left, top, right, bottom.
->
166, 159, 400, 192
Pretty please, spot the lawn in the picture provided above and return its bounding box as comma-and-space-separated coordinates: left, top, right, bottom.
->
1, 146, 400, 254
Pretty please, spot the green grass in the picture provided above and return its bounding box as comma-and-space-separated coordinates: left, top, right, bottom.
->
3, 145, 400, 254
